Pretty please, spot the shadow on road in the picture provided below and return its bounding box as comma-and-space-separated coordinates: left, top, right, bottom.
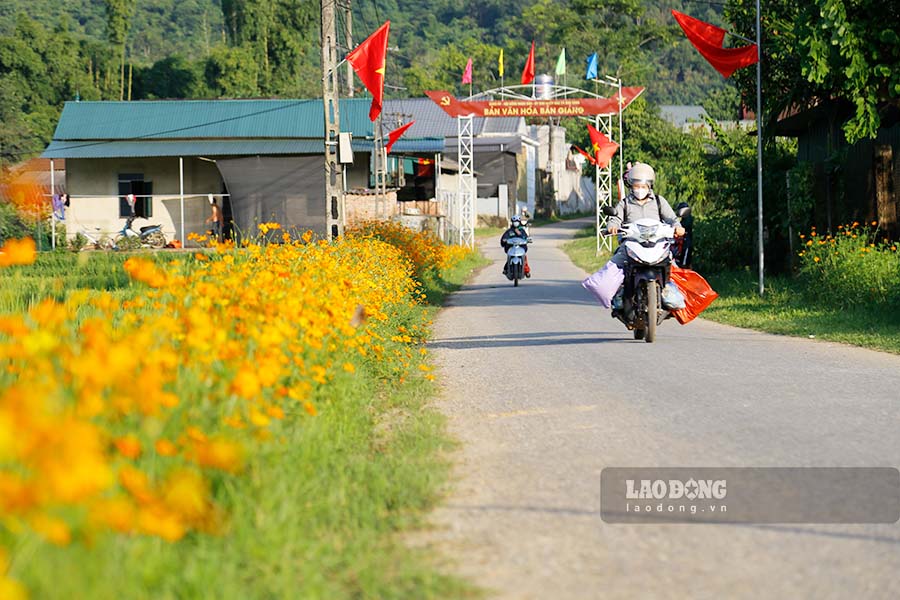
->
428, 331, 631, 350
444, 504, 900, 545
447, 279, 601, 308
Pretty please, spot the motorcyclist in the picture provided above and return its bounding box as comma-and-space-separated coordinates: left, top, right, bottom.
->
501, 214, 531, 278
589, 162, 684, 309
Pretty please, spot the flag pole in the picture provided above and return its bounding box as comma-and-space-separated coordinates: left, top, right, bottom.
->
755, 0, 764, 296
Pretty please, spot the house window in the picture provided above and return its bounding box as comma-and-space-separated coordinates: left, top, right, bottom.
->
118, 173, 153, 218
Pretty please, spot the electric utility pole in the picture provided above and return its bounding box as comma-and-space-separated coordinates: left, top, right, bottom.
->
321, 0, 344, 239
339, 0, 353, 96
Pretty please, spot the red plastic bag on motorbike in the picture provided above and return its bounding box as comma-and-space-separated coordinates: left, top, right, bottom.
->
669, 265, 718, 325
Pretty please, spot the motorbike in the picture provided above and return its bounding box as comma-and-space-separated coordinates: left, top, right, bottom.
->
602, 205, 690, 342
503, 235, 532, 286
114, 215, 167, 249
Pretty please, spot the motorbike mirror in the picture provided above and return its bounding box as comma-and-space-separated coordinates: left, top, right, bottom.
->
676, 205, 692, 218
601, 204, 617, 216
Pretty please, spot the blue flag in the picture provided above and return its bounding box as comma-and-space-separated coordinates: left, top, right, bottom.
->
585, 52, 599, 80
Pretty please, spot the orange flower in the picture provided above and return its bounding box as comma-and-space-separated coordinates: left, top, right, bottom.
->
114, 434, 142, 459
0, 237, 36, 267
193, 438, 243, 473
155, 439, 178, 457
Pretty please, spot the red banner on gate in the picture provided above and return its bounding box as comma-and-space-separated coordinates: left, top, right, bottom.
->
425, 88, 645, 118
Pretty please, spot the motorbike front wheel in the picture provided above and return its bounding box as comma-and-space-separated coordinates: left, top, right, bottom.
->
634, 328, 645, 340
645, 280, 658, 343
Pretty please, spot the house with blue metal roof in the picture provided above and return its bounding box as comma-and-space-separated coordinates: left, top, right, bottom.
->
42, 98, 449, 244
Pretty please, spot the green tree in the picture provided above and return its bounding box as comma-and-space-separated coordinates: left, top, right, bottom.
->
726, 0, 900, 143
104, 0, 136, 100
204, 45, 259, 98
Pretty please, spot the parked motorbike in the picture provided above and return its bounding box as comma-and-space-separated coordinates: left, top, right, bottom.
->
602, 205, 690, 342
503, 235, 532, 286
114, 216, 167, 249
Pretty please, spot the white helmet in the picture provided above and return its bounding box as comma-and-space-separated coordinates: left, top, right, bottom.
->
627, 162, 655, 187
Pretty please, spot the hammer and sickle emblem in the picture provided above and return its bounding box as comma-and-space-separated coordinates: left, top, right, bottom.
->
440, 95, 451, 106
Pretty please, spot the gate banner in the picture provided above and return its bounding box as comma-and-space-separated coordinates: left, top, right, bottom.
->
425, 87, 645, 118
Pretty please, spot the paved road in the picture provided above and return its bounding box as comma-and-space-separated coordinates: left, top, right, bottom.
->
425, 218, 900, 600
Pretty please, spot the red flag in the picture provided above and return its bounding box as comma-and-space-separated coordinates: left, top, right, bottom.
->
671, 10, 757, 78
462, 58, 473, 84
385, 121, 415, 153
521, 41, 535, 85
586, 124, 619, 168
346, 21, 390, 121
572, 144, 597, 166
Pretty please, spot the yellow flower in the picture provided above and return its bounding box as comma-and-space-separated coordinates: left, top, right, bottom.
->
30, 514, 72, 546
230, 368, 261, 399
161, 469, 208, 522
813, 256, 820, 263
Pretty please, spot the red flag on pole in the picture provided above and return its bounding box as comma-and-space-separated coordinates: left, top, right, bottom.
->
385, 121, 415, 153
586, 124, 619, 168
462, 58, 473, 84
671, 10, 757, 78
346, 21, 390, 121
572, 144, 597, 166
521, 41, 535, 85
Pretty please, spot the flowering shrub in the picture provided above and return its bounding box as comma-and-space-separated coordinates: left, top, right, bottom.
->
0, 231, 446, 596
797, 222, 900, 307
347, 221, 451, 278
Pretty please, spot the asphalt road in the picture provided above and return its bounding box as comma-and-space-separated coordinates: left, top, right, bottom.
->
425, 217, 900, 600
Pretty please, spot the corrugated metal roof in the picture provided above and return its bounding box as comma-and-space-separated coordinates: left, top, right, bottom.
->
45, 139, 338, 159
356, 139, 445, 153
51, 98, 375, 141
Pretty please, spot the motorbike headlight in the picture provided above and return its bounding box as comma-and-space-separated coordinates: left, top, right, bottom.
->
637, 223, 658, 240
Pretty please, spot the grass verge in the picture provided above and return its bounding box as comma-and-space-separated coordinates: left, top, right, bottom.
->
701, 270, 900, 354
561, 225, 610, 274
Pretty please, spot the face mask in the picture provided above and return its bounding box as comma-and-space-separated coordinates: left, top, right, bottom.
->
633, 187, 650, 200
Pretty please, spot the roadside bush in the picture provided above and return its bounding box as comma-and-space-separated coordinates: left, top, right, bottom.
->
693, 210, 755, 272
0, 200, 30, 243
798, 222, 900, 307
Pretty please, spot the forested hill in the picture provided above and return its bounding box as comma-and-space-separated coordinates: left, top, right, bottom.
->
0, 0, 739, 163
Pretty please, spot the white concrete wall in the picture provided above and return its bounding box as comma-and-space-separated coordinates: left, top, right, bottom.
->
66, 157, 224, 247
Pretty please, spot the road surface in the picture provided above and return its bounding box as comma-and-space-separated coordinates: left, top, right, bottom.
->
424, 218, 900, 599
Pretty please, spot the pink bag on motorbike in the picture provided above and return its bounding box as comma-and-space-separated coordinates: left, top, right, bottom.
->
581, 262, 624, 308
